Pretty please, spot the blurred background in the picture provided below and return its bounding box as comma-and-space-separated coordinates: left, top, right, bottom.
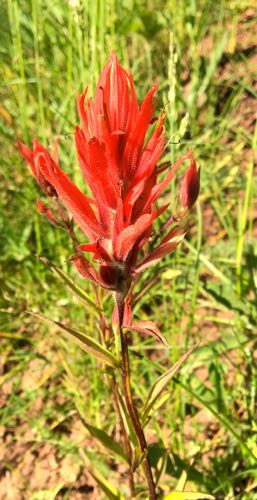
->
0, 1, 257, 498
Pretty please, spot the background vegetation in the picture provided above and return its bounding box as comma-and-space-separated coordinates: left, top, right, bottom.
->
0, 0, 256, 498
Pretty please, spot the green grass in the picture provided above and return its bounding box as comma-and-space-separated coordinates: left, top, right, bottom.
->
0, 0, 257, 498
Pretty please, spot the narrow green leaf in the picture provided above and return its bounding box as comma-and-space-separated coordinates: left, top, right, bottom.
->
81, 419, 129, 463
80, 450, 124, 500
142, 345, 197, 424
38, 256, 100, 315
117, 391, 138, 448
164, 492, 215, 500
132, 446, 146, 472
142, 393, 170, 428
27, 311, 119, 368
175, 469, 187, 491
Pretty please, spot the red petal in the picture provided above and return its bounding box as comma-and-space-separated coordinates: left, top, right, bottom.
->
135, 226, 186, 272
104, 54, 130, 132
18, 140, 37, 178
124, 171, 157, 223
134, 110, 166, 182
125, 320, 168, 346
144, 149, 193, 210
71, 254, 113, 289
79, 242, 111, 263
77, 87, 88, 131
37, 150, 105, 240
113, 211, 155, 261
88, 137, 119, 207
122, 86, 158, 179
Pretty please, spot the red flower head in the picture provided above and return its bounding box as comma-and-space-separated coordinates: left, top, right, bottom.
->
19, 52, 199, 294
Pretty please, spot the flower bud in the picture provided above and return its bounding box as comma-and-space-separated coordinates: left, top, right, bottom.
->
180, 158, 200, 209
36, 200, 58, 225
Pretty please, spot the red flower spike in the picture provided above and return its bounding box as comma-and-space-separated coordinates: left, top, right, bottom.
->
19, 52, 199, 293
180, 157, 200, 210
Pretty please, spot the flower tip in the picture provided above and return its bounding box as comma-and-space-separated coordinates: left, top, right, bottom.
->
109, 49, 118, 62
107, 51, 121, 72
17, 138, 30, 156
32, 138, 45, 153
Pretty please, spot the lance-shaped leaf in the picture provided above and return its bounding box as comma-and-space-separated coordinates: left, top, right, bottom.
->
27, 311, 119, 368
79, 418, 129, 463
80, 450, 124, 500
38, 256, 100, 315
141, 345, 197, 425
117, 391, 138, 449
124, 320, 168, 346
164, 493, 215, 500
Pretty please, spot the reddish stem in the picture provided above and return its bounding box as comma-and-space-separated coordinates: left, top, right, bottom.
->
115, 292, 157, 500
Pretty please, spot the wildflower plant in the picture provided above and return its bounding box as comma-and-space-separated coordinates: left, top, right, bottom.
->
19, 53, 203, 499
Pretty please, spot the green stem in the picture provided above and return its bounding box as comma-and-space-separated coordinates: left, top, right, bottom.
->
115, 292, 157, 500
111, 375, 135, 497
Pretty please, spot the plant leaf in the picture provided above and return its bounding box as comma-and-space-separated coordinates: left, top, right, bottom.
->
141, 393, 170, 428
124, 320, 168, 346
164, 492, 215, 500
38, 256, 100, 315
27, 311, 119, 368
117, 391, 138, 448
80, 418, 129, 463
175, 469, 188, 491
80, 450, 124, 500
141, 345, 197, 425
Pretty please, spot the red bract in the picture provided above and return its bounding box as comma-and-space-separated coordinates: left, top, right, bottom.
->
19, 52, 198, 293
18, 139, 56, 197
180, 157, 200, 210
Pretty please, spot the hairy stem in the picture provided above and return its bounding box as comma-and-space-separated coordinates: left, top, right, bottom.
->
115, 292, 157, 500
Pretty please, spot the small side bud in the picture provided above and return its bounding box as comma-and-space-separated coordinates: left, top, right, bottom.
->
180, 157, 200, 210
36, 200, 58, 225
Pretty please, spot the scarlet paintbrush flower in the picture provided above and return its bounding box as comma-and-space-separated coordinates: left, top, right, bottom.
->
19, 52, 198, 293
